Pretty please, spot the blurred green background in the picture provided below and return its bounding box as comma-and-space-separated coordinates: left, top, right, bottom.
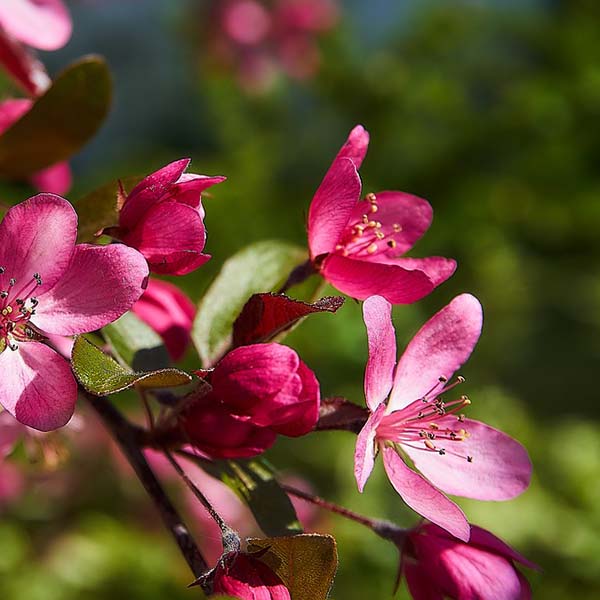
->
2, 0, 600, 598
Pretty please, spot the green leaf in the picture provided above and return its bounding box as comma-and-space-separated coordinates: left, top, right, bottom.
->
0, 56, 112, 177
103, 311, 170, 372
192, 240, 307, 368
247, 534, 338, 600
75, 175, 142, 243
71, 336, 191, 396
200, 458, 302, 537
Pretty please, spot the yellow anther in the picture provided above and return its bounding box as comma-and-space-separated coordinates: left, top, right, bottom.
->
366, 243, 378, 254
370, 204, 378, 213
366, 193, 377, 202
424, 439, 436, 451
368, 220, 377, 228
362, 214, 369, 224
393, 223, 402, 232
375, 231, 385, 240
387, 240, 397, 248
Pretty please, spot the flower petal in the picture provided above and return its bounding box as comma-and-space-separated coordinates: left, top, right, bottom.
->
0, 98, 31, 133
362, 295, 396, 410
34, 243, 148, 335
0, 31, 50, 94
382, 256, 456, 288
403, 563, 445, 600
0, 194, 76, 295
469, 525, 539, 570
168, 173, 226, 210
119, 159, 190, 229
334, 124, 370, 169
0, 0, 72, 51
307, 157, 361, 257
322, 254, 434, 303
402, 418, 531, 501
30, 161, 72, 195
354, 402, 386, 492
0, 410, 24, 457
0, 342, 76, 431
388, 294, 483, 411
382, 446, 470, 541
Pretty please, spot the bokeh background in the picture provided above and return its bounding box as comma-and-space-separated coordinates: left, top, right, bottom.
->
1, 0, 600, 598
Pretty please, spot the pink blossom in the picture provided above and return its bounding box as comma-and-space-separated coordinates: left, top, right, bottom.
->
212, 551, 291, 599
307, 126, 456, 304
114, 159, 225, 276
354, 295, 531, 541
0, 194, 149, 431
0, 0, 72, 95
0, 98, 72, 194
180, 343, 320, 458
402, 523, 537, 600
131, 278, 195, 361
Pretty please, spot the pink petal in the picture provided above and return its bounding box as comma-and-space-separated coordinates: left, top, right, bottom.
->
0, 31, 50, 94
0, 0, 72, 51
384, 256, 456, 288
119, 159, 190, 229
382, 446, 470, 541
362, 295, 396, 410
30, 162, 72, 195
347, 191, 433, 256
388, 294, 483, 411
402, 418, 531, 501
403, 563, 444, 600
354, 402, 386, 492
147, 250, 211, 276
0, 98, 31, 133
0, 410, 24, 457
0, 342, 76, 431
321, 254, 434, 303
469, 525, 539, 570
334, 124, 370, 170
518, 571, 532, 600
168, 173, 226, 210
34, 243, 149, 335
307, 157, 361, 258
122, 201, 207, 275
132, 279, 195, 361
0, 194, 76, 296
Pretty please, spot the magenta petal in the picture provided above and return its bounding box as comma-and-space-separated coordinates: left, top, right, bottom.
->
34, 244, 149, 335
388, 294, 483, 411
382, 447, 470, 541
0, 194, 76, 295
0, 0, 71, 50
0, 410, 24, 457
354, 402, 386, 492
119, 159, 191, 228
388, 256, 456, 288
322, 254, 434, 303
0, 98, 31, 132
362, 295, 396, 410
307, 157, 361, 257
168, 173, 227, 210
334, 124, 370, 169
0, 343, 76, 431
30, 162, 72, 195
469, 525, 539, 570
147, 250, 211, 276
0, 32, 50, 94
402, 418, 531, 501
403, 563, 445, 600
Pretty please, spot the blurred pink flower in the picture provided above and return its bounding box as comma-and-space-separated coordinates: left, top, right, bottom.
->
210, 0, 338, 91
180, 343, 320, 458
402, 523, 537, 600
0, 0, 72, 95
114, 159, 225, 276
308, 125, 456, 304
0, 98, 72, 194
132, 278, 195, 361
0, 195, 148, 431
354, 294, 531, 541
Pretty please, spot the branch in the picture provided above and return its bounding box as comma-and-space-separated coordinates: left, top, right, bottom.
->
83, 390, 208, 578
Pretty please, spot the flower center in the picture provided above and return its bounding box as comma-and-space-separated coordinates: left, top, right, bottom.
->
377, 376, 474, 463
334, 193, 403, 259
0, 268, 43, 352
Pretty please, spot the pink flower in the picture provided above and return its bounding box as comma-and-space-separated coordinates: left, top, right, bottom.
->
0, 194, 148, 431
212, 551, 291, 599
307, 125, 456, 304
0, 98, 72, 194
0, 0, 72, 95
114, 159, 225, 276
180, 343, 320, 458
131, 278, 195, 361
354, 294, 531, 541
402, 523, 537, 600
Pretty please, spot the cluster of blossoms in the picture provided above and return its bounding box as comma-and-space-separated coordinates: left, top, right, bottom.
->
0, 7, 537, 598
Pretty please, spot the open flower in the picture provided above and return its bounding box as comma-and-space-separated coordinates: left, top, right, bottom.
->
132, 278, 195, 361
307, 125, 456, 304
113, 159, 225, 276
179, 343, 320, 458
354, 294, 531, 541
0, 194, 148, 431
402, 523, 537, 600
0, 98, 71, 194
0, 0, 72, 95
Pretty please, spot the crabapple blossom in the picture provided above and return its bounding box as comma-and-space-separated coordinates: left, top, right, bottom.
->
354, 294, 531, 541
307, 125, 456, 304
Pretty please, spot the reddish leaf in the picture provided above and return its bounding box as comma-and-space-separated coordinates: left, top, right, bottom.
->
233, 293, 344, 347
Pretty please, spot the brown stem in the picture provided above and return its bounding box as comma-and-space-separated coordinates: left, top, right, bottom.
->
84, 390, 208, 577
277, 259, 316, 294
